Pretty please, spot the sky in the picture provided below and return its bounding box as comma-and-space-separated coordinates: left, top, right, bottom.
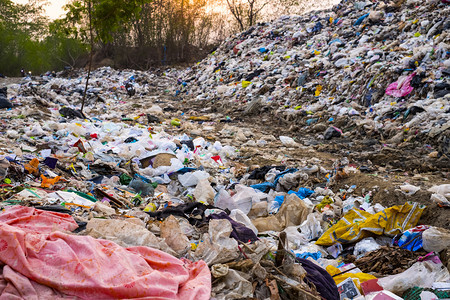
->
12, 0, 69, 20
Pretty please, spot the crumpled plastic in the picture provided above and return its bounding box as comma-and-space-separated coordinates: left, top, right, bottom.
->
378, 254, 450, 294
252, 193, 312, 232
316, 202, 425, 246
0, 206, 211, 299
193, 219, 239, 266
211, 265, 252, 299
193, 178, 215, 205
86, 218, 177, 256
422, 226, 450, 253
24, 158, 39, 176
160, 215, 191, 256
395, 225, 430, 251
41, 174, 61, 188
385, 73, 416, 98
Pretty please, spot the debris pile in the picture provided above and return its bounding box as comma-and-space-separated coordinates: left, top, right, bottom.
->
0, 0, 449, 299
177, 0, 450, 161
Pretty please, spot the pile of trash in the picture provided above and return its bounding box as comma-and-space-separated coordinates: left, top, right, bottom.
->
0, 0, 449, 299
176, 0, 450, 159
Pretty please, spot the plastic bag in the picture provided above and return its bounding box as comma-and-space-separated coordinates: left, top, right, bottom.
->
279, 136, 297, 146
211, 267, 253, 299
229, 209, 258, 235
129, 178, 154, 196
178, 170, 210, 187
422, 227, 450, 253
430, 193, 450, 206
353, 237, 381, 258
316, 202, 425, 246
216, 185, 265, 214
378, 256, 450, 294
385, 73, 415, 98
400, 184, 421, 196
428, 184, 450, 200
395, 225, 430, 251
299, 213, 323, 240
86, 218, 176, 256
160, 215, 190, 256
252, 193, 312, 232
193, 179, 215, 205
284, 226, 308, 248
193, 219, 239, 266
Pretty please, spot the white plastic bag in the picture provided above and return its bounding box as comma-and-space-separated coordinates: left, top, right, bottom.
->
428, 184, 450, 199
399, 184, 421, 196
300, 213, 323, 240
193, 178, 215, 204
422, 227, 450, 253
178, 170, 209, 187
215, 185, 265, 214
353, 237, 381, 258
378, 259, 450, 294
193, 219, 239, 265
279, 136, 297, 146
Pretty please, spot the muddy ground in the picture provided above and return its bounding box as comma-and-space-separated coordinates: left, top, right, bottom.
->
154, 95, 449, 229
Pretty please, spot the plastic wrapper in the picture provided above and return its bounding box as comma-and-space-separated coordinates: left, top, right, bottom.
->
378, 255, 450, 294
252, 193, 312, 232
229, 209, 258, 235
353, 237, 381, 258
299, 213, 323, 240
193, 219, 239, 266
86, 218, 176, 256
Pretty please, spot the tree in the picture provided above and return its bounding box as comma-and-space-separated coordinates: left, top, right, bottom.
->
0, 0, 86, 76
225, 0, 268, 31
64, 0, 152, 112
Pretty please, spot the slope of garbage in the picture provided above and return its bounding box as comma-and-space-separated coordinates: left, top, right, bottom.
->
0, 0, 449, 299
177, 0, 450, 172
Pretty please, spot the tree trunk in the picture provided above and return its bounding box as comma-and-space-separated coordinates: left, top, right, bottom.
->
81, 0, 93, 113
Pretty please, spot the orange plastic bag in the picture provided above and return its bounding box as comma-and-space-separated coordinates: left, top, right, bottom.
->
25, 158, 39, 176
41, 175, 61, 188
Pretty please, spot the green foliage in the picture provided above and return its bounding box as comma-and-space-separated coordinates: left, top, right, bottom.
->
65, 0, 152, 44
0, 0, 88, 76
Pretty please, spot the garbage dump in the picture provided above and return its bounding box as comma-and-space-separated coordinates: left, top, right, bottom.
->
0, 0, 449, 299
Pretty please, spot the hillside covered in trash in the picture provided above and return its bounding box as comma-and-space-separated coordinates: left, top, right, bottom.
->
0, 0, 449, 299
178, 0, 450, 168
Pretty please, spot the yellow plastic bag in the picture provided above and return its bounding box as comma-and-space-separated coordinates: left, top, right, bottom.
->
316, 202, 425, 246
326, 265, 376, 292
241, 81, 252, 88
315, 85, 322, 96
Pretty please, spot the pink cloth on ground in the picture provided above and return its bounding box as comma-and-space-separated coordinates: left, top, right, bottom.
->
0, 206, 211, 299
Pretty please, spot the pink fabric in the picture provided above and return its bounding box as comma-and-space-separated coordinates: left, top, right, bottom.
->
385, 73, 415, 97
0, 206, 211, 299
0, 206, 79, 234
0, 264, 75, 300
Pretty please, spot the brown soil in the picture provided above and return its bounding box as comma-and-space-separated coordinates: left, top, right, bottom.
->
152, 95, 450, 230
